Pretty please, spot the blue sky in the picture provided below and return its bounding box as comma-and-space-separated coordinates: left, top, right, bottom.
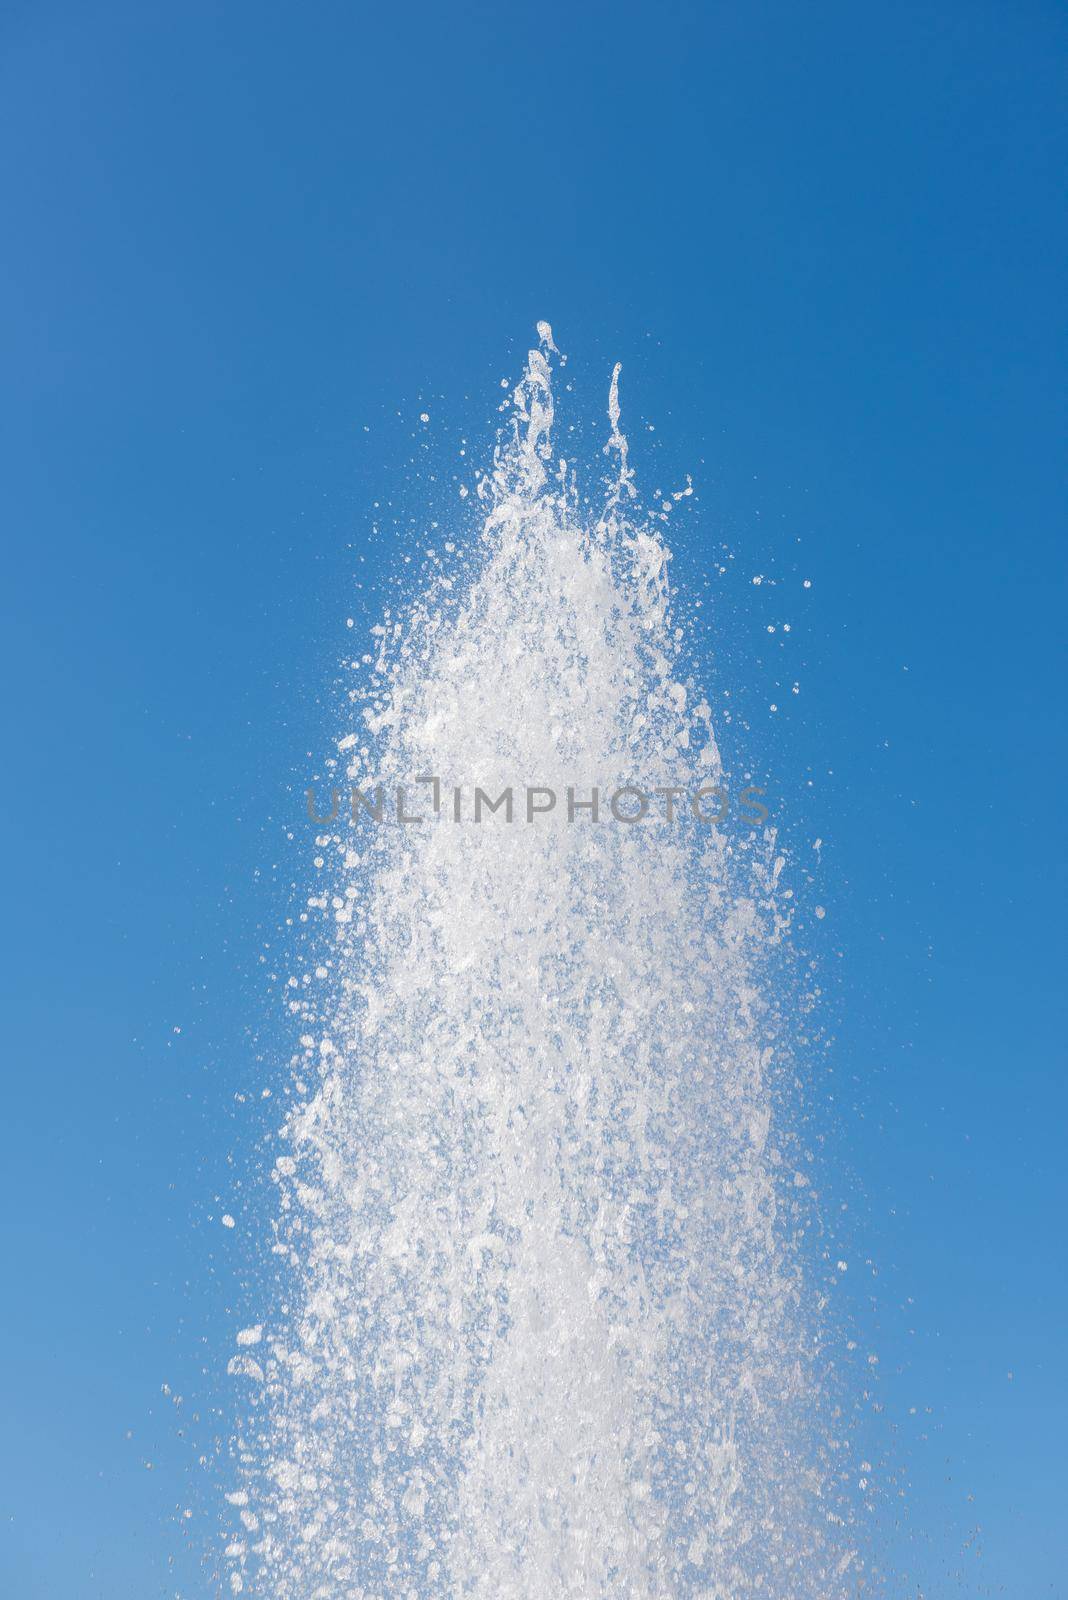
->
1, 2, 1064, 1595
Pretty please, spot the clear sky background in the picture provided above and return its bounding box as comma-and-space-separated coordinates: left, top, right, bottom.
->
1, 3, 1065, 1596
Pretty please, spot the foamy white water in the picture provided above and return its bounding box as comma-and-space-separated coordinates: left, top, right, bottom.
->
226, 329, 856, 1597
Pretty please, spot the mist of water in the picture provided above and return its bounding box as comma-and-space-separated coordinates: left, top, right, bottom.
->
225, 328, 857, 1597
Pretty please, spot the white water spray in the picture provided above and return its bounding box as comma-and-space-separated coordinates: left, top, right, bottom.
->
227, 329, 856, 1597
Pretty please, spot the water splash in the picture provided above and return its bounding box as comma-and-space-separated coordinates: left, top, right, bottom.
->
227, 327, 857, 1597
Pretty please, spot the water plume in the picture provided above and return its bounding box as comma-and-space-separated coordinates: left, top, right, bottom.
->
226, 327, 856, 1597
